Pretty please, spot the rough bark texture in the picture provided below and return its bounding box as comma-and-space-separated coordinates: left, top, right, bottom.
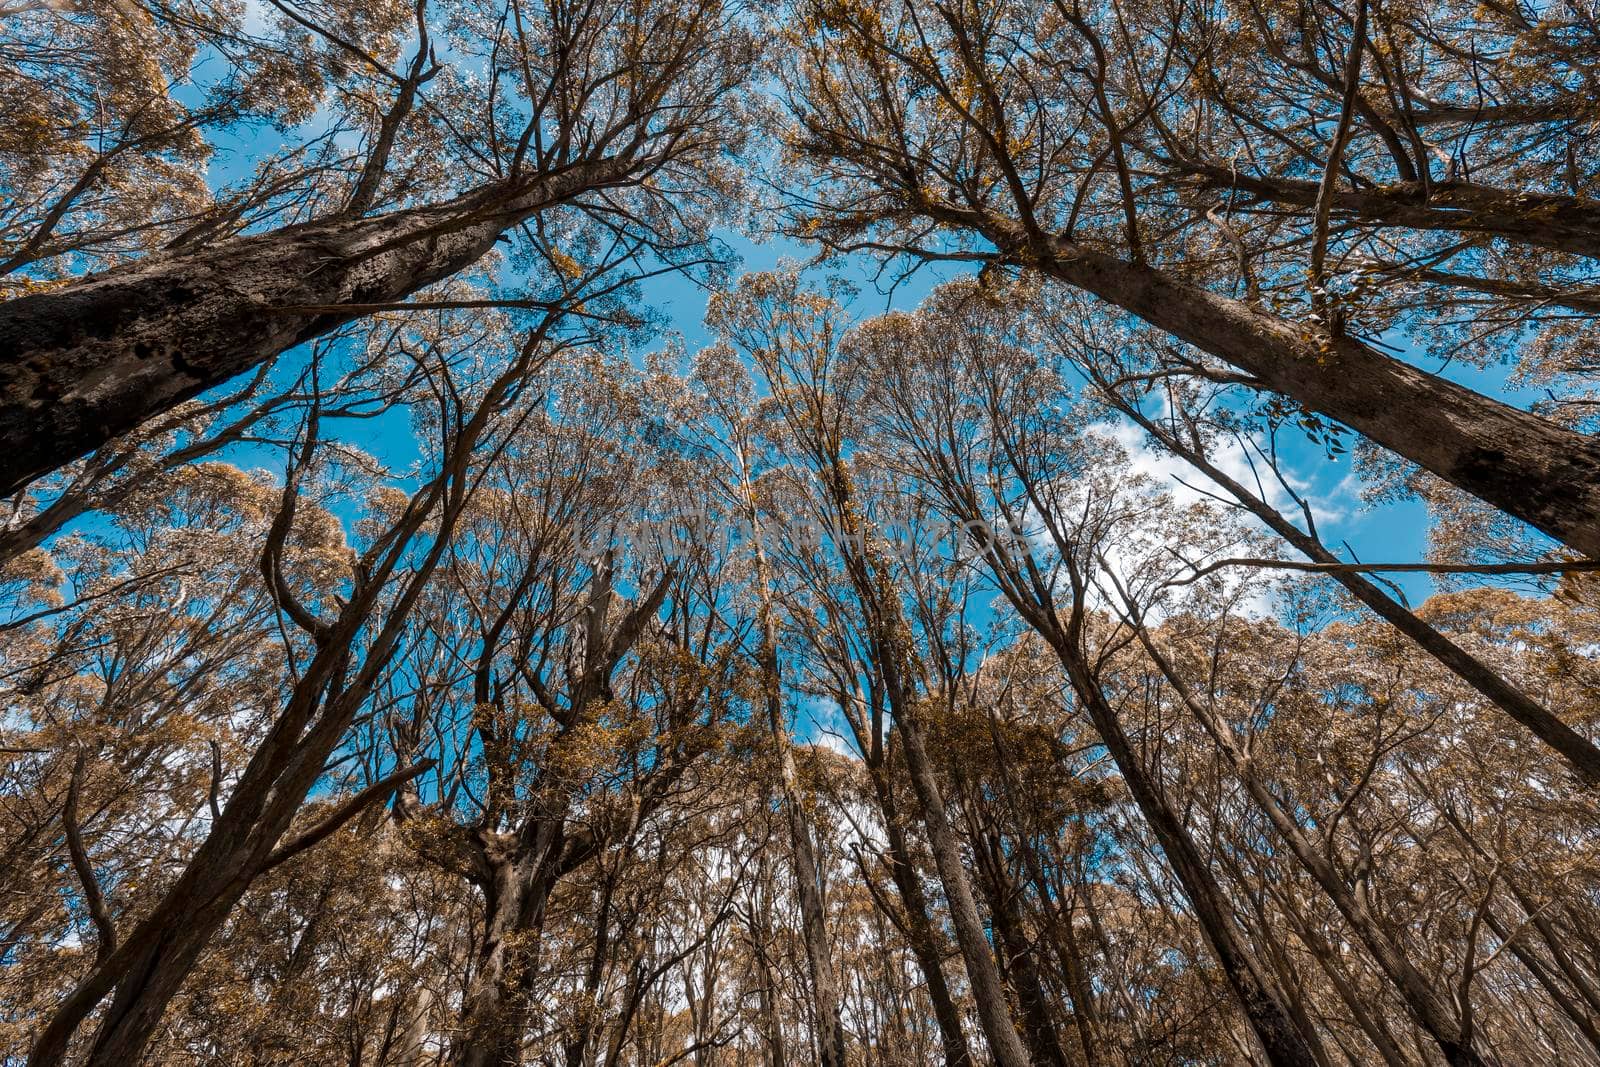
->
934, 204, 1600, 556
1040, 242, 1600, 558
452, 830, 564, 1067
0, 160, 623, 496
1181, 167, 1600, 261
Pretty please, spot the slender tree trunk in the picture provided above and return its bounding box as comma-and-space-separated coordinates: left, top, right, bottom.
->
1130, 623, 1490, 1067
1013, 811, 1104, 1066
1286, 908, 1416, 1067
870, 775, 974, 1067
749, 861, 790, 1067
746, 488, 849, 1067
893, 713, 1035, 1067
775, 737, 850, 1067
564, 871, 618, 1067
0, 159, 625, 495
1046, 632, 1321, 1067
394, 984, 439, 1067
971, 828, 1071, 1067
803, 450, 1033, 1067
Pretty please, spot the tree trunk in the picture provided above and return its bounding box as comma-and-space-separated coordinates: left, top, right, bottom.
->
871, 776, 974, 1067
29, 661, 366, 1066
778, 747, 850, 1067
563, 869, 618, 1067
952, 207, 1600, 556
452, 827, 564, 1067
1135, 624, 1488, 1066
971, 829, 1071, 1067
1054, 242, 1600, 556
1046, 632, 1321, 1067
748, 859, 791, 1067
747, 492, 849, 1067
394, 984, 439, 1067
893, 714, 1035, 1067
0, 160, 624, 496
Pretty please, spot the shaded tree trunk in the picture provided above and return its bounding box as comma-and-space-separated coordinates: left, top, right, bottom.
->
948, 207, 1600, 557
893, 713, 1034, 1067
0, 160, 624, 495
870, 777, 974, 1067
1045, 626, 1321, 1067
971, 828, 1071, 1067
452, 826, 565, 1067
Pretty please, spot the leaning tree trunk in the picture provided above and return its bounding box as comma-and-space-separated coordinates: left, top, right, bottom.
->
870, 772, 974, 1067
1044, 628, 1322, 1067
29, 669, 363, 1066
1133, 624, 1490, 1067
0, 158, 626, 496
958, 210, 1600, 557
891, 711, 1035, 1067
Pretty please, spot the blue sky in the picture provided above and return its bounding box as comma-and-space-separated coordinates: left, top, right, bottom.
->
182, 98, 1449, 608
637, 229, 1439, 602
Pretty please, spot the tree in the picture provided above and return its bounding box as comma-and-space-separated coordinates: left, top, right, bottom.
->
0, 0, 752, 493
778, 0, 1600, 556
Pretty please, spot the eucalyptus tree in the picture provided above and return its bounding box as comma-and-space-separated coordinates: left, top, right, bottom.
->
7, 301, 574, 1065
383, 346, 746, 1067
707, 269, 1037, 1067
778, 0, 1600, 556
851, 276, 1600, 1065
0, 0, 755, 493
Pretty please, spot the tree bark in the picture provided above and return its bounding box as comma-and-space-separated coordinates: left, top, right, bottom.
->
452, 829, 563, 1067
939, 204, 1600, 557
893, 714, 1035, 1067
1179, 167, 1600, 261
1042, 622, 1321, 1067
870, 777, 974, 1067
0, 159, 625, 496
1048, 242, 1600, 557
971, 827, 1071, 1067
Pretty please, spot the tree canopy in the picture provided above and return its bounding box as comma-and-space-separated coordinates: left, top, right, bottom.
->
3, 0, 1600, 1064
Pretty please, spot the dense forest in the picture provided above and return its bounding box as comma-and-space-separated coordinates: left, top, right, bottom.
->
3, 0, 1600, 1063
